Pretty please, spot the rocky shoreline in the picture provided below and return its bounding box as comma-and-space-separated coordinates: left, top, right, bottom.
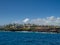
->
0, 24, 60, 33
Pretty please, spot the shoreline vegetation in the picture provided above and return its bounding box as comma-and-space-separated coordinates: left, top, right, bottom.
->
0, 23, 60, 33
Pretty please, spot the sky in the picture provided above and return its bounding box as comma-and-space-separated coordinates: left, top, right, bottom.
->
0, 0, 60, 25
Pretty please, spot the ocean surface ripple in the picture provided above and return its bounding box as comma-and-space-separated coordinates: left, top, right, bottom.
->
0, 32, 60, 45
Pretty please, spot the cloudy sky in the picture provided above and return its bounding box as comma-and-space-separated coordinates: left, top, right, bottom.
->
0, 0, 60, 25
22, 16, 60, 26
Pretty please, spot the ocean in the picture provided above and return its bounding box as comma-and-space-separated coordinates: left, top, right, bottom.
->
0, 31, 60, 45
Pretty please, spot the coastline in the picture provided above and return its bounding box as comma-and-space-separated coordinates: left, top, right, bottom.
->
0, 30, 59, 34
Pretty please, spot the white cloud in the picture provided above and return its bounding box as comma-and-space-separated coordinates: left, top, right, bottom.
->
23, 18, 29, 23
23, 16, 60, 26
11, 16, 60, 26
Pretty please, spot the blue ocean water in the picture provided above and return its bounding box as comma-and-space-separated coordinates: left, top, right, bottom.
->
0, 32, 60, 45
